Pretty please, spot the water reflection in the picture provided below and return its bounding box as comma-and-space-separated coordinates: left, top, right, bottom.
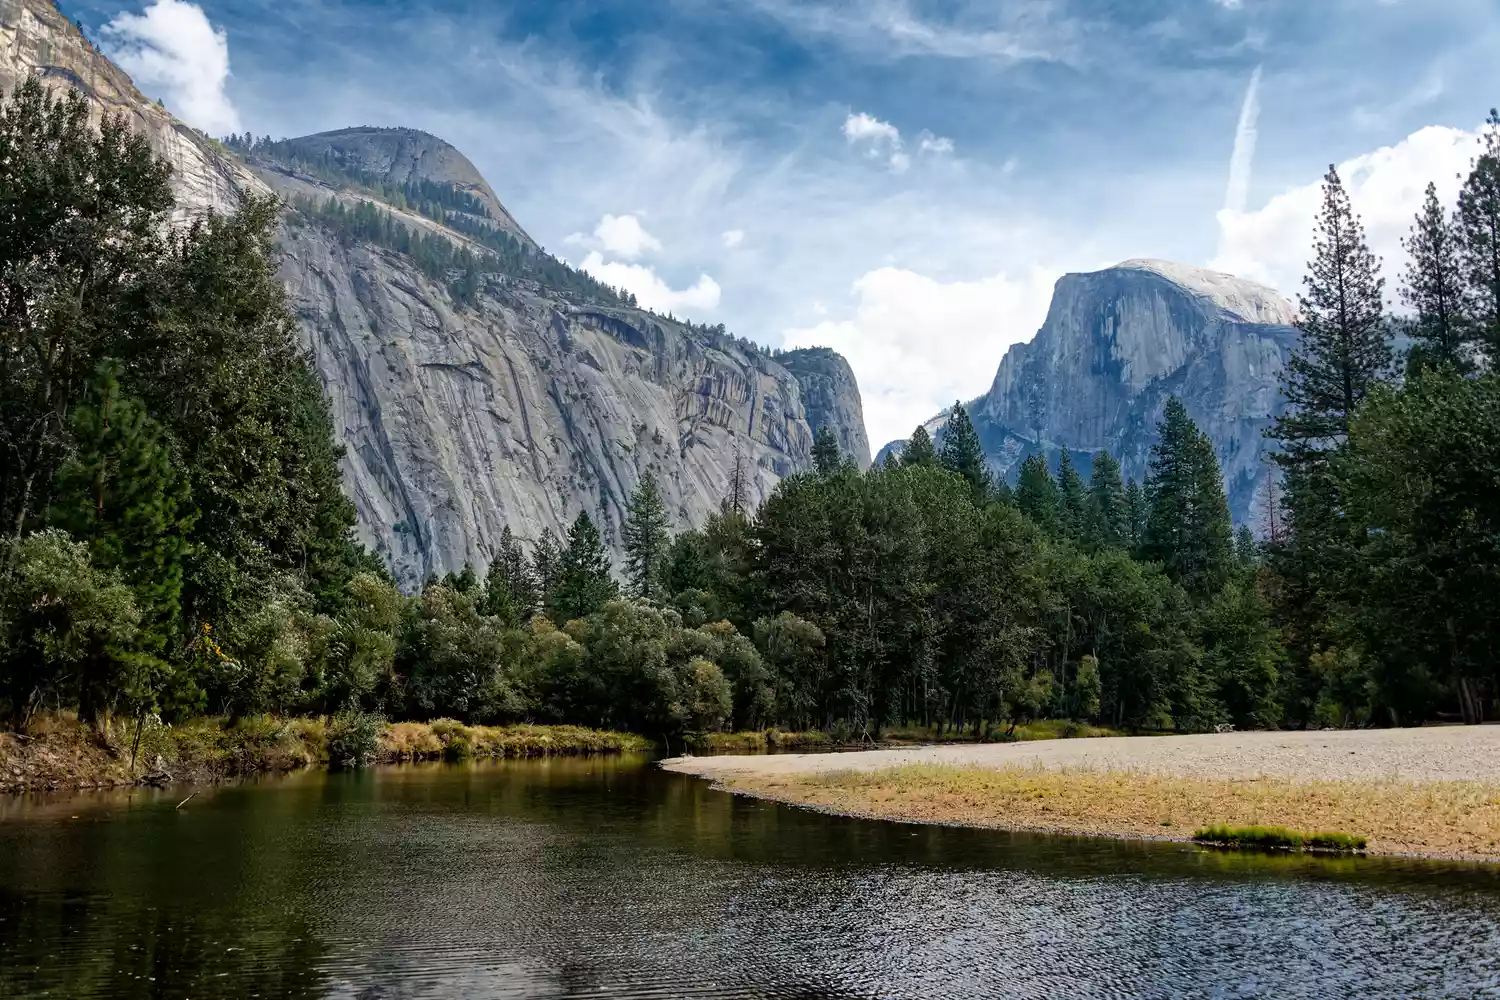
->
2, 757, 1498, 999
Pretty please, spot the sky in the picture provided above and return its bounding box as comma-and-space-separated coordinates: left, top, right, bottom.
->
64, 0, 1500, 449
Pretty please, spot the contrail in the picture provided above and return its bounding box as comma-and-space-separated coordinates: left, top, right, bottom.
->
1223, 64, 1263, 215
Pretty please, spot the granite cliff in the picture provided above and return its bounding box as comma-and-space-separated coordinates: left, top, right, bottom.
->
2, 1, 869, 586
882, 260, 1298, 525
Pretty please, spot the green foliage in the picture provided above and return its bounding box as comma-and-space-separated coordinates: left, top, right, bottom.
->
811, 426, 843, 476
902, 425, 937, 467
622, 472, 671, 600
1014, 454, 1061, 536
1401, 181, 1472, 374
482, 526, 535, 625
937, 402, 990, 504
1456, 111, 1500, 355
548, 512, 618, 623
326, 708, 385, 768
1143, 398, 1233, 597
1193, 825, 1366, 853
1056, 450, 1087, 542
1085, 450, 1127, 551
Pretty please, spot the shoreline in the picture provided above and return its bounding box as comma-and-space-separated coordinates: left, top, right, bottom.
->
662, 727, 1500, 863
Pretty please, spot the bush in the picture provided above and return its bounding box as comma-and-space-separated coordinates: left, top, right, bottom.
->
327, 709, 385, 768
1192, 824, 1367, 853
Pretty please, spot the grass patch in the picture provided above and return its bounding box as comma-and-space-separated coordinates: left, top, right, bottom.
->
716, 762, 1500, 861
1192, 824, 1367, 853
376, 720, 652, 761
693, 729, 834, 752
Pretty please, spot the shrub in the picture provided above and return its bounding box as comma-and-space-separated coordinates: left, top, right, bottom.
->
327, 709, 385, 768
1192, 824, 1367, 853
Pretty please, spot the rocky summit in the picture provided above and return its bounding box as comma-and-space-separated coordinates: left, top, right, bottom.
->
883, 259, 1299, 526
2, 0, 867, 588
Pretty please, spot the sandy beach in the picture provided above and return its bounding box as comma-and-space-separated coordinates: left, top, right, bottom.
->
662, 727, 1500, 860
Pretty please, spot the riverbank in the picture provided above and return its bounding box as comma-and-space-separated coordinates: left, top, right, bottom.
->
662, 727, 1500, 861
0, 715, 652, 793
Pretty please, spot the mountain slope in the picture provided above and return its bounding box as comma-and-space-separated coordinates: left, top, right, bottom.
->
2, 2, 870, 587
884, 260, 1298, 524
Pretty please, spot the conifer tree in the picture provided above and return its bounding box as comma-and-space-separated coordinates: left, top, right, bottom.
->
1014, 454, 1061, 536
902, 425, 937, 467
811, 427, 842, 476
482, 526, 535, 624
723, 446, 750, 516
548, 512, 617, 622
531, 528, 563, 608
937, 402, 990, 503
1124, 478, 1147, 549
1085, 450, 1127, 550
1402, 181, 1471, 373
1143, 398, 1233, 596
623, 472, 671, 600
1271, 165, 1391, 462
1456, 111, 1500, 357
1056, 450, 1087, 541
1234, 525, 1258, 568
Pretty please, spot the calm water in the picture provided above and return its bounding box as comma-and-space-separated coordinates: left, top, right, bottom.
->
1, 758, 1499, 999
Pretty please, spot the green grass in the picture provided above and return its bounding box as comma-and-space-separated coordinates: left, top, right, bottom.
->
1192, 824, 1368, 853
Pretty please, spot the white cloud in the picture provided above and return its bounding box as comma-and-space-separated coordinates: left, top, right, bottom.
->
1212, 124, 1478, 300
844, 111, 901, 144
101, 0, 241, 135
783, 265, 1062, 447
579, 252, 722, 314
591, 213, 661, 259
721, 229, 745, 248
843, 111, 924, 173
918, 130, 955, 155
889, 151, 912, 173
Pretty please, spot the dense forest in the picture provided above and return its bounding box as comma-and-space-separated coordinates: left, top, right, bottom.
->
2, 79, 1497, 744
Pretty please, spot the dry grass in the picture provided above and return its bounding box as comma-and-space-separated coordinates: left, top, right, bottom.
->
696, 730, 835, 752
718, 763, 1500, 861
377, 720, 652, 760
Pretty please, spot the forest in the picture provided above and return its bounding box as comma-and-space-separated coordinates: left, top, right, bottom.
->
1, 78, 1498, 744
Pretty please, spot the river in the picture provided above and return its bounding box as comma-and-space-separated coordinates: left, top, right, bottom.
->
1, 756, 1498, 999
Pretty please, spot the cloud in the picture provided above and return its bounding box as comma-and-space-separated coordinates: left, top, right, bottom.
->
918, 131, 955, 155
579, 252, 722, 314
1211, 124, 1478, 300
592, 213, 661, 259
100, 0, 242, 135
782, 265, 1063, 447
844, 111, 902, 144
843, 111, 939, 173
721, 229, 745, 248
1223, 64, 1262, 215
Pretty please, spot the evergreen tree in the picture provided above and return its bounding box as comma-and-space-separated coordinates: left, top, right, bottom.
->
48, 362, 194, 650
482, 526, 535, 624
548, 512, 617, 622
723, 446, 750, 516
1014, 454, 1061, 536
1056, 450, 1087, 541
622, 472, 671, 601
811, 427, 842, 476
1234, 525, 1258, 567
1271, 165, 1391, 462
531, 528, 563, 608
1402, 181, 1472, 374
937, 402, 990, 503
902, 425, 937, 467
1457, 111, 1500, 357
1124, 478, 1147, 549
1085, 450, 1127, 551
1143, 398, 1233, 596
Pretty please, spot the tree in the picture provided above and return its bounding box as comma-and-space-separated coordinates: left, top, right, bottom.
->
937, 403, 990, 503
1014, 454, 1060, 536
1085, 450, 1127, 551
902, 425, 937, 467
723, 446, 750, 516
1457, 111, 1500, 357
531, 528, 562, 607
482, 526, 535, 624
622, 471, 671, 601
1143, 399, 1233, 597
1271, 165, 1391, 462
810, 427, 842, 477
1125, 478, 1147, 549
1234, 525, 1257, 568
1402, 181, 1472, 374
1056, 450, 1087, 541
548, 512, 618, 622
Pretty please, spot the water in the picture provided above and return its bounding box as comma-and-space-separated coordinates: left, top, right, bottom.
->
1, 757, 1498, 999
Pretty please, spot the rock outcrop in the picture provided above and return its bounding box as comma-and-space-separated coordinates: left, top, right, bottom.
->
2, 1, 870, 587
776, 348, 871, 468
883, 260, 1298, 525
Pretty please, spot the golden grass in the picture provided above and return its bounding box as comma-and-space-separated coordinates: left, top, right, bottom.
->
696, 729, 835, 752
719, 763, 1500, 861
377, 720, 652, 760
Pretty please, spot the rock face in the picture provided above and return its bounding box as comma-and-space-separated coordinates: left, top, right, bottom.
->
776, 348, 871, 468
2, 3, 870, 588
883, 260, 1298, 525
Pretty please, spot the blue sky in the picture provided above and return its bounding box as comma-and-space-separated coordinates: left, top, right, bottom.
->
68, 0, 1500, 446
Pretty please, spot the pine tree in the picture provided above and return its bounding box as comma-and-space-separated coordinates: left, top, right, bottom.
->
1271, 165, 1391, 462
482, 526, 535, 624
1085, 450, 1127, 551
1056, 450, 1087, 541
1143, 398, 1233, 596
48, 362, 194, 649
937, 402, 990, 503
1234, 525, 1258, 568
548, 512, 618, 622
1402, 181, 1471, 374
1456, 111, 1500, 357
1014, 454, 1061, 535
623, 471, 671, 600
811, 427, 842, 476
723, 446, 750, 515
902, 425, 937, 467
531, 528, 563, 610
1124, 478, 1147, 549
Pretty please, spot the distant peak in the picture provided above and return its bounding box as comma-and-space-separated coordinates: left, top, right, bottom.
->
1103, 258, 1296, 326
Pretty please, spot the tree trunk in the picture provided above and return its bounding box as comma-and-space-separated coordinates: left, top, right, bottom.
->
1459, 677, 1484, 725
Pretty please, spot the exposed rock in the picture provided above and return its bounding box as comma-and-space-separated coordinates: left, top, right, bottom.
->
2, 1, 866, 588
777, 347, 871, 469
882, 260, 1298, 525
